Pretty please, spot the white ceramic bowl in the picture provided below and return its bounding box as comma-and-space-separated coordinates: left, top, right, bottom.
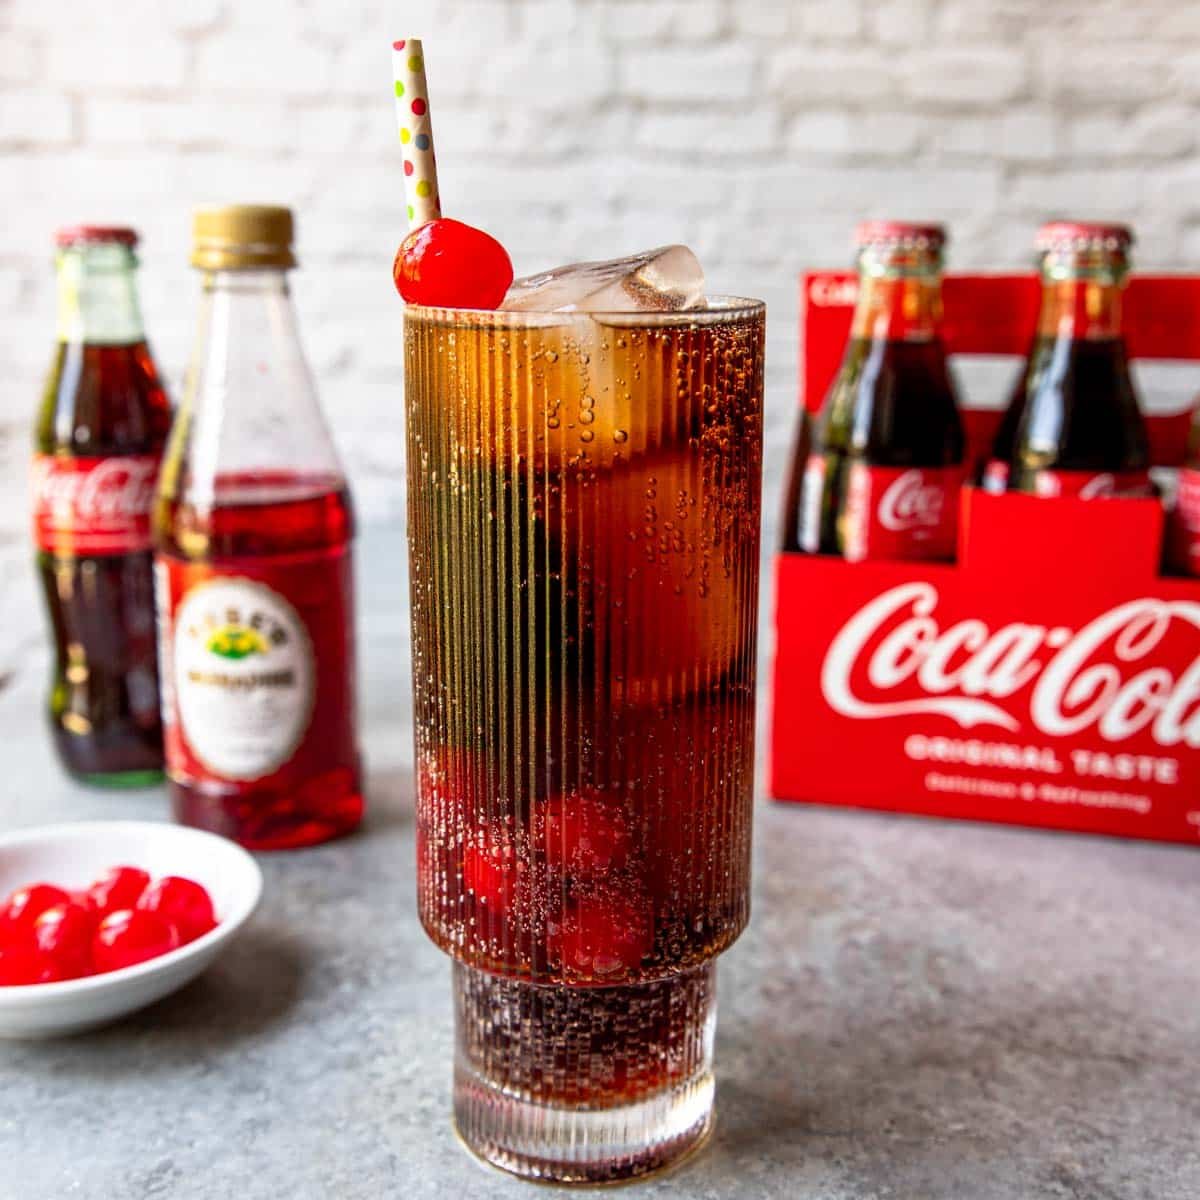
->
0, 820, 262, 1039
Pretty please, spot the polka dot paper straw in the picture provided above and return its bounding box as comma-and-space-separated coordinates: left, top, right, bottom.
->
392, 38, 442, 229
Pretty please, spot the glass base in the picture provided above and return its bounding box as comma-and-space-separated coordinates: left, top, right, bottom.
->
452, 960, 717, 1184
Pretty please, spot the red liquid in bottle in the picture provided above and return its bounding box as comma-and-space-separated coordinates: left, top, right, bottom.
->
155, 471, 363, 849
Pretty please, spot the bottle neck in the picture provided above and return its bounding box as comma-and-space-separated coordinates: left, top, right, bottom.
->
849, 264, 945, 343
161, 264, 344, 523
1035, 246, 1129, 341
183, 268, 302, 465
56, 244, 145, 345
197, 269, 303, 354
200, 266, 293, 310
1036, 276, 1125, 341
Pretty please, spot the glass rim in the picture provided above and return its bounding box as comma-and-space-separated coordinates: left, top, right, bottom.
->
403, 294, 765, 328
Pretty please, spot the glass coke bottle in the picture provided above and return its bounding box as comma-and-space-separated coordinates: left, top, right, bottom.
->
785, 221, 965, 561
1006, 222, 1151, 498
1167, 411, 1200, 576
153, 206, 363, 849
33, 226, 171, 784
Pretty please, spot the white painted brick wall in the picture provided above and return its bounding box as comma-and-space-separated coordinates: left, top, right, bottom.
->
2, 0, 1200, 660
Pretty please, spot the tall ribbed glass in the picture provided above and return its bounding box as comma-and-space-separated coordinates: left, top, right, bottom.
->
403, 299, 765, 1183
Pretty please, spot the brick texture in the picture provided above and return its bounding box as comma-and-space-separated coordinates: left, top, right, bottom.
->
2, 0, 1200, 608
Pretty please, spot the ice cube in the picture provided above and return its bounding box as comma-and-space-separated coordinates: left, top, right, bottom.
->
501, 246, 705, 313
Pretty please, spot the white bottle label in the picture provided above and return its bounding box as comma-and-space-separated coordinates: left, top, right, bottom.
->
800, 454, 826, 553
173, 577, 315, 781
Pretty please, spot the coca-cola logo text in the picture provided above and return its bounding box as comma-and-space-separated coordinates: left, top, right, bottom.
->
32, 454, 160, 554
33, 457, 158, 525
1079, 474, 1116, 499
1034, 470, 1155, 500
1177, 469, 1200, 534
878, 469, 944, 532
1035, 473, 1117, 499
821, 582, 1200, 747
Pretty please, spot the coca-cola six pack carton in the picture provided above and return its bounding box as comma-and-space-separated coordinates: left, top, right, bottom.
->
771, 271, 1200, 846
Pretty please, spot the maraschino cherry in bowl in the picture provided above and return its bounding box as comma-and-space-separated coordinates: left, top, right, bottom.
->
0, 821, 261, 1038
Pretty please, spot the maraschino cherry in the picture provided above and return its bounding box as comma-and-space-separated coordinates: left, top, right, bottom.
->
393, 218, 513, 309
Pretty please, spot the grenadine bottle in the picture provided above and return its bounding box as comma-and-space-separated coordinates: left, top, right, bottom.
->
784, 221, 965, 561
1006, 222, 1151, 498
153, 206, 363, 849
33, 226, 171, 785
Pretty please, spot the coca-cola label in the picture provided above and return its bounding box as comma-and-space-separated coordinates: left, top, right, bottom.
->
1031, 470, 1155, 500
32, 453, 160, 555
799, 454, 826, 554
1168, 467, 1200, 577
821, 582, 1200, 748
842, 464, 962, 563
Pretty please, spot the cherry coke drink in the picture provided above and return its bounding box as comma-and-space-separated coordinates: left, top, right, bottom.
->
153, 206, 363, 849
33, 226, 172, 785
406, 295, 763, 1182
785, 222, 965, 561
1003, 222, 1151, 499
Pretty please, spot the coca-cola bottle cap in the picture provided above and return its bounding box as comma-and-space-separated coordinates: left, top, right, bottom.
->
54, 225, 139, 248
855, 222, 947, 251
1035, 221, 1134, 254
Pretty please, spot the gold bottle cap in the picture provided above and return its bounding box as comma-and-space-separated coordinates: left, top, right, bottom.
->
191, 204, 297, 270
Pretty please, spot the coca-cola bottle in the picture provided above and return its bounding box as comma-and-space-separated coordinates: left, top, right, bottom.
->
1167, 410, 1200, 576
784, 222, 965, 561
33, 226, 172, 784
153, 206, 363, 849
1005, 222, 1151, 498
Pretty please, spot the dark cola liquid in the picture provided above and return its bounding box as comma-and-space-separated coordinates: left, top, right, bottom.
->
785, 336, 964, 554
36, 341, 171, 784
1009, 335, 1149, 489
405, 308, 762, 988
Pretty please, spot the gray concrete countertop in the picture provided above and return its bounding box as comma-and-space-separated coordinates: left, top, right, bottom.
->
3, 550, 1199, 1200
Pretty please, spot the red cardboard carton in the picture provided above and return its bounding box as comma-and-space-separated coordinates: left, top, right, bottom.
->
770, 273, 1200, 844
